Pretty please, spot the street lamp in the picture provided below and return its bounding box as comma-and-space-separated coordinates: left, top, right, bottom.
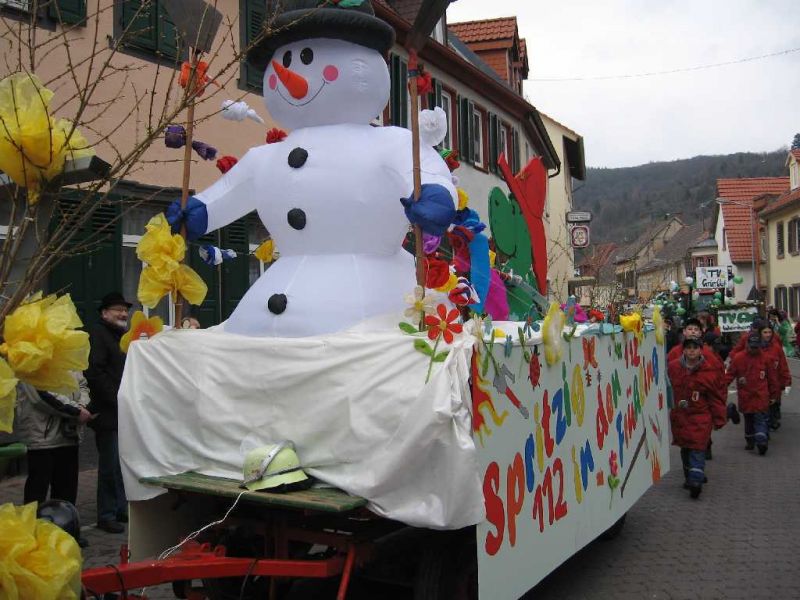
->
716, 198, 758, 301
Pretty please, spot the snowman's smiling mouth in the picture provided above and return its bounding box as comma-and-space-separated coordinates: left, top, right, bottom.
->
276, 81, 328, 107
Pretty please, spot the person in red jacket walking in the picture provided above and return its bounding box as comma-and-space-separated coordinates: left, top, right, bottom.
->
758, 322, 792, 430
667, 338, 727, 498
725, 332, 779, 455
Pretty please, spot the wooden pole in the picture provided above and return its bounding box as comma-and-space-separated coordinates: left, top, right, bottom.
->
175, 48, 198, 328
408, 50, 425, 290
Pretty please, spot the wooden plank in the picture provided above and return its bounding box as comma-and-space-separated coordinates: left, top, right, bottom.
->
140, 472, 367, 513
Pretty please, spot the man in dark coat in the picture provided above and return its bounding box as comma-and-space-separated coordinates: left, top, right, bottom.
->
85, 292, 131, 533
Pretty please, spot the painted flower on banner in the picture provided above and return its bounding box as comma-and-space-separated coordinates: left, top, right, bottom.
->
542, 302, 565, 366
425, 304, 463, 344
609, 450, 619, 478
120, 311, 164, 354
404, 285, 437, 324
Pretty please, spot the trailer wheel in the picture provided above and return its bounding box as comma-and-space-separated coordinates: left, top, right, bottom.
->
413, 533, 477, 600
200, 527, 271, 600
599, 513, 627, 541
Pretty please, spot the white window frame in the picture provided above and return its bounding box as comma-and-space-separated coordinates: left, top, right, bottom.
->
431, 18, 446, 44
499, 126, 508, 162
472, 108, 484, 168
439, 90, 452, 150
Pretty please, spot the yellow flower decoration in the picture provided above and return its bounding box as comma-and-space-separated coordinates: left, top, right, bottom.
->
542, 301, 566, 366
120, 311, 164, 354
254, 239, 276, 263
136, 214, 208, 308
0, 73, 93, 204
0, 293, 89, 394
652, 305, 665, 346
620, 312, 644, 342
493, 328, 506, 338
0, 358, 18, 433
488, 249, 496, 268
0, 502, 82, 598
457, 188, 469, 210
434, 272, 458, 293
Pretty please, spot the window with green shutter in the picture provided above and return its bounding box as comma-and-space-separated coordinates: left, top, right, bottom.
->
510, 129, 521, 173
488, 113, 500, 174
49, 0, 86, 25
221, 218, 250, 320
389, 54, 409, 128
458, 96, 474, 164
241, 0, 266, 92
119, 0, 179, 61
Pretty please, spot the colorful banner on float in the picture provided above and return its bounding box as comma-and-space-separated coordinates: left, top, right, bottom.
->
474, 329, 669, 600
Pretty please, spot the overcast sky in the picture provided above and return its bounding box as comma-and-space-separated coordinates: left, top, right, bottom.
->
446, 0, 800, 168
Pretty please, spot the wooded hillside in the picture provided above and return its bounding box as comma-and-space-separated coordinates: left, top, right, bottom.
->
574, 150, 789, 243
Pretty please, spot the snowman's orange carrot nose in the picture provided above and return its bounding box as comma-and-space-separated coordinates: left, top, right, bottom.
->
272, 60, 308, 99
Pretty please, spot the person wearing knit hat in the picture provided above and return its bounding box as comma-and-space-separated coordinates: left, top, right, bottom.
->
725, 331, 779, 454
667, 335, 727, 498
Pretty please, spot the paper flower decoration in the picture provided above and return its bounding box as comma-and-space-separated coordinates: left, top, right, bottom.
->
0, 293, 89, 394
221, 99, 264, 124
404, 285, 437, 323
216, 155, 238, 173
0, 502, 82, 598
266, 128, 287, 144
136, 214, 208, 308
0, 73, 93, 204
620, 312, 643, 340
652, 305, 665, 345
0, 358, 18, 433
254, 239, 276, 263
425, 303, 463, 344
120, 311, 164, 353
419, 106, 447, 147
423, 257, 450, 289
457, 188, 469, 210
542, 302, 565, 366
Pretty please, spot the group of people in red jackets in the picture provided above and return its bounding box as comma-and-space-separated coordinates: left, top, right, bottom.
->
666, 315, 791, 499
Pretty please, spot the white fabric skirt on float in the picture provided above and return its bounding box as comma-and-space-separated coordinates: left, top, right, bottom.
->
117, 323, 483, 529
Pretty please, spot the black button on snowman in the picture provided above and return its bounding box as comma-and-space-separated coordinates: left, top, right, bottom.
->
172, 0, 456, 337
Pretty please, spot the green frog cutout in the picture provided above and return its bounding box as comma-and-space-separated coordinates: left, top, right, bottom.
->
488, 186, 539, 320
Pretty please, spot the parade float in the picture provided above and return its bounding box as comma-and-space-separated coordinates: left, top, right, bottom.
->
0, 1, 670, 598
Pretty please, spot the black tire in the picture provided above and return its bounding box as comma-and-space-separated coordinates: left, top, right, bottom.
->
599, 514, 627, 541
413, 531, 477, 600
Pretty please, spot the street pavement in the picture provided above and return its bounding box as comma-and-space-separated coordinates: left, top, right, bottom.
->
1, 359, 799, 599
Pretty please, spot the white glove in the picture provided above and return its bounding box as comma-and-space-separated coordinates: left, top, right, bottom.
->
784, 386, 791, 396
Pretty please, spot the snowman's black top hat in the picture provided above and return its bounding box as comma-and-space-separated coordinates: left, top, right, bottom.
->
247, 0, 395, 72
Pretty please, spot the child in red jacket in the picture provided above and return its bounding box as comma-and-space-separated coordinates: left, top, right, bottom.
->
725, 332, 779, 455
667, 338, 727, 498
758, 323, 792, 430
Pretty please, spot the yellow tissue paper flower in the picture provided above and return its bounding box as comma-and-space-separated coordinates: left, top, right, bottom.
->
620, 312, 644, 341
542, 301, 566, 366
0, 293, 89, 394
254, 239, 275, 263
120, 311, 164, 353
136, 214, 208, 308
0, 502, 82, 600
488, 249, 496, 268
457, 188, 469, 210
0, 73, 94, 204
492, 328, 506, 338
652, 306, 665, 346
0, 358, 18, 433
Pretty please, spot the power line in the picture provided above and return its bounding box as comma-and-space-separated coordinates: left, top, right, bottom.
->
532, 46, 800, 82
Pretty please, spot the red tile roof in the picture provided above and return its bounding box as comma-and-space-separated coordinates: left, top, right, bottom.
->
759, 186, 800, 218
449, 17, 518, 44
717, 177, 790, 262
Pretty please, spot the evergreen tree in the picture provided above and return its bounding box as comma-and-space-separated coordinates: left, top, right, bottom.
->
792, 133, 800, 150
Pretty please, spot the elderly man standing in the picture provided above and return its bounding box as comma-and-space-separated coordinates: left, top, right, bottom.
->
85, 292, 131, 533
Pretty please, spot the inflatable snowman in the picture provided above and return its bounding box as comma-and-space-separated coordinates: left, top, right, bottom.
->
168, 0, 456, 337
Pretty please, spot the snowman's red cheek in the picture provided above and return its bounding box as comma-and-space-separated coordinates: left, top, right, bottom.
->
268, 74, 278, 90
323, 65, 339, 82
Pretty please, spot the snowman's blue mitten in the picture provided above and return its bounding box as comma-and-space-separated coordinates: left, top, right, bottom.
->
165, 196, 208, 241
400, 183, 455, 237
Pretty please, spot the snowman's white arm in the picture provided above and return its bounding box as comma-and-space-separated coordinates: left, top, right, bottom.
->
194, 148, 261, 233
416, 144, 458, 204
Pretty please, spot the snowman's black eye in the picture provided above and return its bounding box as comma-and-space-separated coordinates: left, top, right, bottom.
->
282, 50, 292, 68
300, 47, 314, 65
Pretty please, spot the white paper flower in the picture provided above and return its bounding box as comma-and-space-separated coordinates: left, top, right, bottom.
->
404, 285, 437, 322
419, 106, 448, 147
542, 302, 566, 366
221, 99, 264, 124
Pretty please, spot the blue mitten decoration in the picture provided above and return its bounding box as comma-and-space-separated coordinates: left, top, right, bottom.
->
165, 196, 208, 241
400, 183, 456, 237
